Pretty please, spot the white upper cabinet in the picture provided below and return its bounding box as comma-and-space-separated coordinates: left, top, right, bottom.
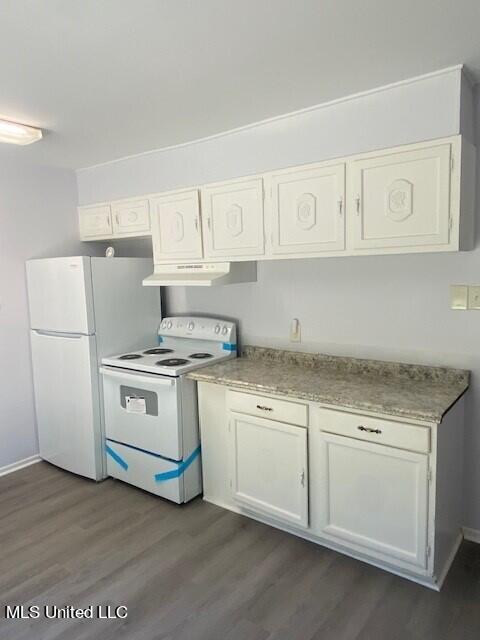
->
150, 189, 203, 262
268, 163, 346, 255
201, 177, 265, 258
228, 412, 309, 528
349, 142, 452, 251
79, 135, 474, 257
111, 198, 151, 237
79, 204, 113, 240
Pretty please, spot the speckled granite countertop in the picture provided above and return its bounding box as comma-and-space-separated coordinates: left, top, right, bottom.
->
188, 346, 469, 423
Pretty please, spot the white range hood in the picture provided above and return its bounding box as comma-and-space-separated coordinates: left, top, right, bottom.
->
143, 262, 257, 287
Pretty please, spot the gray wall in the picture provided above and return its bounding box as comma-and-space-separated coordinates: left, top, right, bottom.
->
0, 159, 83, 469
77, 68, 462, 203
76, 67, 480, 530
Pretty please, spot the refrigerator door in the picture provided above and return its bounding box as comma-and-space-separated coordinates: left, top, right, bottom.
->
30, 329, 103, 480
26, 257, 94, 334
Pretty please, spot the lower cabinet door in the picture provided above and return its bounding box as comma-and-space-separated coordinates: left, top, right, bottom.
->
228, 412, 308, 528
318, 432, 429, 569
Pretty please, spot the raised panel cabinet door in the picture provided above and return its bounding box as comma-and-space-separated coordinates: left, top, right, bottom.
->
79, 205, 113, 239
270, 163, 346, 254
201, 178, 265, 258
318, 432, 429, 569
111, 198, 150, 236
350, 143, 452, 250
228, 412, 308, 527
150, 190, 203, 261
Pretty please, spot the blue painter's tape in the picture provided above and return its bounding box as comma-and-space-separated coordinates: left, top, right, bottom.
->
158, 336, 164, 343
222, 343, 237, 351
154, 446, 201, 483
105, 443, 128, 471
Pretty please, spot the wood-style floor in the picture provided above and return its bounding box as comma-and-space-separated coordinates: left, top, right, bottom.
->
0, 462, 479, 640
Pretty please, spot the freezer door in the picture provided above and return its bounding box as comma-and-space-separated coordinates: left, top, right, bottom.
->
30, 330, 103, 480
26, 257, 94, 334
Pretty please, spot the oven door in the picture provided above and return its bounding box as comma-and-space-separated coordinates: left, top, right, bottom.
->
100, 366, 182, 461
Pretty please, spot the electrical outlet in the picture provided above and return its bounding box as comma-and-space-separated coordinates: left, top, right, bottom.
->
468, 285, 480, 310
290, 318, 301, 342
450, 285, 468, 310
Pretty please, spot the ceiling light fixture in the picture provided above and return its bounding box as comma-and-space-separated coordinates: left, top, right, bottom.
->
0, 118, 43, 145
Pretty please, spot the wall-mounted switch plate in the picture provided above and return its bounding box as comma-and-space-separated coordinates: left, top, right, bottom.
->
468, 285, 480, 310
290, 318, 301, 342
450, 285, 468, 310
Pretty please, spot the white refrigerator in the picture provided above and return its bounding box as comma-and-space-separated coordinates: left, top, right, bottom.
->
26, 256, 161, 480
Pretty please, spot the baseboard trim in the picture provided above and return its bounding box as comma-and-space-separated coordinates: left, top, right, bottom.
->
435, 532, 463, 590
463, 527, 480, 544
0, 455, 41, 477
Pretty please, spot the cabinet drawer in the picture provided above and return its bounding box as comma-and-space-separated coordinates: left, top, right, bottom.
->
227, 390, 308, 427
315, 407, 430, 453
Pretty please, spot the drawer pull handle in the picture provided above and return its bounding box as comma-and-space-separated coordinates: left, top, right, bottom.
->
357, 425, 382, 434
256, 404, 273, 412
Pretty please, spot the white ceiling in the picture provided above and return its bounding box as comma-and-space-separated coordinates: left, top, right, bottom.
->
1, 0, 479, 169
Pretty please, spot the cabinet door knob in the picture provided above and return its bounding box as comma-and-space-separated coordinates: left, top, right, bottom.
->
355, 195, 361, 215
256, 404, 273, 412
338, 198, 343, 216
357, 425, 382, 434
300, 469, 305, 487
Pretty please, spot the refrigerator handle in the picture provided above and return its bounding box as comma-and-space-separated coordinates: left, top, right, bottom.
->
33, 329, 85, 339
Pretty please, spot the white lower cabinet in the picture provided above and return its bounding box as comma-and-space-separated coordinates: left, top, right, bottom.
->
197, 382, 465, 589
228, 412, 308, 528
316, 432, 429, 569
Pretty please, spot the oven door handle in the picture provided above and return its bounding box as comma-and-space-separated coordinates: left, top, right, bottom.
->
99, 367, 175, 386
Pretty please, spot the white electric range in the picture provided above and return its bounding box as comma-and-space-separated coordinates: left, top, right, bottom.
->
100, 316, 237, 503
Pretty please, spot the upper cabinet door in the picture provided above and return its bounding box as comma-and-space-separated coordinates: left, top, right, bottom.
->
350, 143, 452, 250
201, 178, 265, 258
150, 190, 203, 262
111, 198, 151, 236
79, 204, 113, 240
269, 163, 346, 255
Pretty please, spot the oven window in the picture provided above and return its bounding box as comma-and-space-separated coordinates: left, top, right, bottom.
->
119, 385, 158, 416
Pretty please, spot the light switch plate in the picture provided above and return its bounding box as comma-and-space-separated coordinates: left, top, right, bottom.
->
468, 285, 480, 310
450, 285, 468, 310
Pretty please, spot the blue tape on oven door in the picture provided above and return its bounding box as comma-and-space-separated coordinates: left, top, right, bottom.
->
154, 446, 201, 482
105, 443, 129, 471
222, 343, 237, 351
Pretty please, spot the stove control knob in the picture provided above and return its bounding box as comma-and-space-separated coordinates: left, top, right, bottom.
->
214, 324, 221, 334
188, 321, 195, 331
221, 326, 228, 335
167, 321, 172, 329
